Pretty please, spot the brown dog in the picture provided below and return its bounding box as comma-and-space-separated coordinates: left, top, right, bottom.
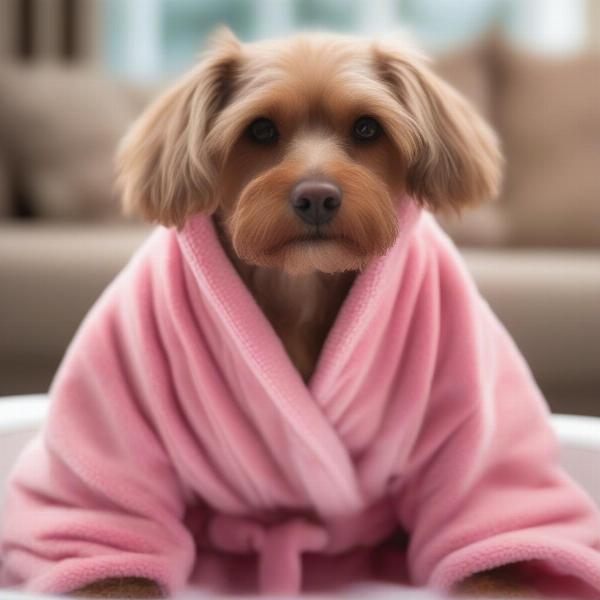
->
72, 29, 530, 599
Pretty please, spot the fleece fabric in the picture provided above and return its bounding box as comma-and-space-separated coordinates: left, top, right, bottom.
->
1, 201, 600, 598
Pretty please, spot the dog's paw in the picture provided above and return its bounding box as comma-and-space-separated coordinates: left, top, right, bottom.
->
454, 565, 539, 598
69, 577, 163, 599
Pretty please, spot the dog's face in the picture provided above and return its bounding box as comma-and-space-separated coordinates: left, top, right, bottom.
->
118, 30, 501, 275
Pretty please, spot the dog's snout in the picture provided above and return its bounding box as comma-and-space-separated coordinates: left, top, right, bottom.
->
290, 180, 342, 226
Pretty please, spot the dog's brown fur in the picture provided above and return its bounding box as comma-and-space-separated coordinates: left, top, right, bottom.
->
75, 29, 512, 598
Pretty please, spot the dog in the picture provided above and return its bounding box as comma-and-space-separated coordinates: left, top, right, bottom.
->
78, 29, 528, 598
3, 29, 600, 600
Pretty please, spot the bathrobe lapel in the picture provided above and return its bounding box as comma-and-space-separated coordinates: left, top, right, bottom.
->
179, 200, 420, 517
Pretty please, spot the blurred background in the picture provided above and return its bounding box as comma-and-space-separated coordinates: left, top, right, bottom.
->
0, 0, 598, 417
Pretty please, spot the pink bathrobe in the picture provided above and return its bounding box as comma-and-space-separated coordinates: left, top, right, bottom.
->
1, 202, 600, 598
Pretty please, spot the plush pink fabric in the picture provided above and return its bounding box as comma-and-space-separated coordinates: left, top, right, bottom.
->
1, 201, 600, 597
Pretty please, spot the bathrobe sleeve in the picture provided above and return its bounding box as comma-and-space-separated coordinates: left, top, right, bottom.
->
397, 231, 600, 596
0, 238, 196, 596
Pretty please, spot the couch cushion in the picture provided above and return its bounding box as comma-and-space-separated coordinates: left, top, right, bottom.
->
0, 153, 10, 218
463, 248, 600, 416
496, 45, 600, 247
434, 202, 511, 247
0, 64, 142, 220
0, 223, 151, 394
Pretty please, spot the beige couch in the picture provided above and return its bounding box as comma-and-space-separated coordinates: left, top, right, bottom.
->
0, 37, 599, 416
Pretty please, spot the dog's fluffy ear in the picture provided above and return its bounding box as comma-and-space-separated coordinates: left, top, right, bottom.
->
374, 42, 502, 211
117, 27, 241, 227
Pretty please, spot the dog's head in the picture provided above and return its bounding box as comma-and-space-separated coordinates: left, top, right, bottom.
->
118, 29, 501, 274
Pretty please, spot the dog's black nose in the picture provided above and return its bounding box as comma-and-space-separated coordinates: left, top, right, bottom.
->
290, 180, 342, 226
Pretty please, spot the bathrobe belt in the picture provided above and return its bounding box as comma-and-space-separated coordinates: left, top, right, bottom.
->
208, 498, 397, 595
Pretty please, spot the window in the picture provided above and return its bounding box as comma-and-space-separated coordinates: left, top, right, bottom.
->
104, 0, 589, 80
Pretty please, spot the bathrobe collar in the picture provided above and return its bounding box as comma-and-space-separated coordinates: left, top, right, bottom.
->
178, 198, 421, 516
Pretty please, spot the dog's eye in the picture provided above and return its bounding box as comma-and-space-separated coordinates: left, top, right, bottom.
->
248, 118, 279, 144
352, 116, 382, 141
